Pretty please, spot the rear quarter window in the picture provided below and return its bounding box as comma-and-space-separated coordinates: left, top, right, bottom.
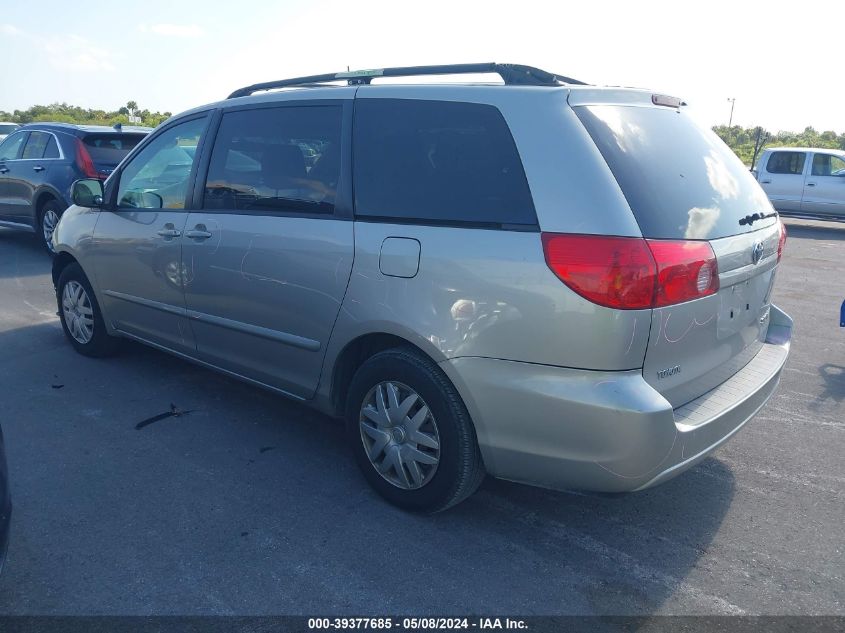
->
44, 135, 60, 158
575, 105, 776, 240
353, 99, 537, 228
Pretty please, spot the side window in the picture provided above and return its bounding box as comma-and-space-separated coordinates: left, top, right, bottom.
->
44, 135, 60, 159
117, 117, 206, 210
354, 99, 537, 226
811, 154, 845, 177
766, 151, 806, 175
204, 105, 341, 213
21, 131, 51, 159
0, 132, 27, 161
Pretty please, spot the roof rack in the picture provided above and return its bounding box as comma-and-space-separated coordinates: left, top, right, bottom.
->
227, 63, 587, 99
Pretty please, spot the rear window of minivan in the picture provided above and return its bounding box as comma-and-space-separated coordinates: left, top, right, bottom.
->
354, 99, 537, 228
575, 105, 776, 240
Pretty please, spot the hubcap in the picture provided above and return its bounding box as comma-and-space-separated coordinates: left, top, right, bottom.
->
61, 281, 95, 344
42, 208, 59, 252
359, 381, 441, 490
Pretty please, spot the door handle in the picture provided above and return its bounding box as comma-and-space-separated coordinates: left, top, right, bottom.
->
760, 180, 771, 184
184, 225, 212, 240
0, 166, 8, 174
157, 228, 182, 238
806, 182, 816, 187
33, 165, 45, 172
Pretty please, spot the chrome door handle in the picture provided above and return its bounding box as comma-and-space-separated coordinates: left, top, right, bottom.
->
33, 165, 45, 172
0, 166, 8, 174
185, 225, 212, 240
157, 228, 182, 238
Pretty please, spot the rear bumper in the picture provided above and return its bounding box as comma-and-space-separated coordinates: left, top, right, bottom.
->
441, 305, 792, 493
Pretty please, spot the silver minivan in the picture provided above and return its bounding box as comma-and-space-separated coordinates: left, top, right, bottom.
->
52, 64, 792, 512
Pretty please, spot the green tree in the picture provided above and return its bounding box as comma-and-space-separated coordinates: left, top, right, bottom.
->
713, 124, 845, 166
0, 102, 171, 128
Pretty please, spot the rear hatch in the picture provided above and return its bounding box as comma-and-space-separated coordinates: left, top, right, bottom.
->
572, 95, 782, 407
81, 132, 147, 177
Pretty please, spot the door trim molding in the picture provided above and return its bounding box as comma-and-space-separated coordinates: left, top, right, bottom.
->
0, 219, 35, 232
103, 289, 186, 317
186, 309, 321, 352
104, 290, 322, 352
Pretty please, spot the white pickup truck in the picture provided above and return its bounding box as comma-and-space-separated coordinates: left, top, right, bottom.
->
755, 147, 845, 218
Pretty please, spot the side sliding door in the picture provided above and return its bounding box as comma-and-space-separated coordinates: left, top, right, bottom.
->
182, 99, 354, 399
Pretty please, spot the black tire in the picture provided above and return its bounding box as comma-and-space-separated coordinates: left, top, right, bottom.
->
56, 263, 120, 357
38, 199, 64, 256
345, 347, 485, 513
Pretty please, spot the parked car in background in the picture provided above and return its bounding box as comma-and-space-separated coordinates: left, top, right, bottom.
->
0, 423, 10, 575
755, 147, 845, 218
0, 123, 151, 253
0, 123, 20, 142
53, 63, 791, 512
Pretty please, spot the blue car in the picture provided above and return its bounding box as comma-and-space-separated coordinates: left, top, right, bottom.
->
841, 300, 845, 327
0, 123, 150, 254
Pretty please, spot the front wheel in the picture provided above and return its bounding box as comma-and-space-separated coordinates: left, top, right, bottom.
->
39, 200, 64, 255
57, 263, 120, 357
345, 347, 485, 513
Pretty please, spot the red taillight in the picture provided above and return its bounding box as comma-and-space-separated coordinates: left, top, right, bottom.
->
647, 240, 720, 307
74, 138, 99, 179
777, 220, 787, 261
541, 233, 720, 310
541, 234, 657, 309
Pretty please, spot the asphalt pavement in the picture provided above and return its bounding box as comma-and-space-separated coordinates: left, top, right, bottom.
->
0, 218, 842, 615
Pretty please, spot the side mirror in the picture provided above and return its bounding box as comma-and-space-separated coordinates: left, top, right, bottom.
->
72, 179, 104, 207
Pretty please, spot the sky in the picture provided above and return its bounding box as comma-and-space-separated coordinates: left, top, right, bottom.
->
0, 0, 841, 134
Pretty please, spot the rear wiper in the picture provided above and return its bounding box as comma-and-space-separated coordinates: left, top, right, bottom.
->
739, 211, 778, 226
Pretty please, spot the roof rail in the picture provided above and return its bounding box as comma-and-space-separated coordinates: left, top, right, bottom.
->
227, 63, 587, 99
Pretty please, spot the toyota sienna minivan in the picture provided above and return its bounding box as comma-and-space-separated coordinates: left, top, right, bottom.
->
52, 63, 792, 512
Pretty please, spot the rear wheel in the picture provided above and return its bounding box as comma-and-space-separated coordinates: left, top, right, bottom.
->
39, 199, 64, 255
57, 263, 120, 357
345, 347, 485, 513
